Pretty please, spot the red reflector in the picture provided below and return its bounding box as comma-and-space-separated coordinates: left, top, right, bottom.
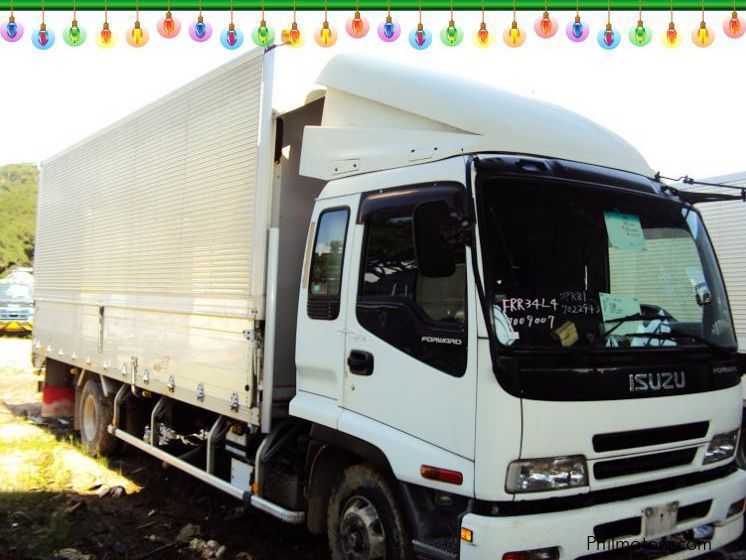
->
420, 465, 463, 485
503, 554, 530, 560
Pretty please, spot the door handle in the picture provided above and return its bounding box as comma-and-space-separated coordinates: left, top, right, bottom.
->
347, 350, 374, 376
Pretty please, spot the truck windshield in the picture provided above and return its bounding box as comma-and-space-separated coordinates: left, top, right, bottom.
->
479, 179, 737, 352
0, 282, 32, 303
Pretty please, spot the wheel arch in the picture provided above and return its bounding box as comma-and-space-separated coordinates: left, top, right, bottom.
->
305, 424, 398, 534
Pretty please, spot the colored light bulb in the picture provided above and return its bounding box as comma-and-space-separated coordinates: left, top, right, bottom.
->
32, 22, 55, 49
629, 20, 652, 46
126, 20, 150, 47
345, 10, 369, 38
377, 15, 400, 42
534, 11, 558, 38
662, 21, 679, 47
566, 16, 589, 42
597, 23, 620, 49
1, 15, 24, 42
251, 20, 275, 46
692, 20, 714, 47
474, 21, 492, 47
724, 11, 745, 38
189, 15, 213, 42
314, 21, 337, 47
281, 21, 303, 46
95, 21, 116, 47
408, 22, 432, 49
63, 19, 87, 46
220, 22, 244, 49
440, 20, 463, 46
157, 10, 181, 38
503, 20, 526, 47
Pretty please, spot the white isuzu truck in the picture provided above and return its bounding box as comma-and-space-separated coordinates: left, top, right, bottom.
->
32, 48, 746, 560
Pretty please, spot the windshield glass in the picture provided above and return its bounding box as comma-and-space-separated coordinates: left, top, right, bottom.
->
0, 282, 33, 303
480, 178, 737, 351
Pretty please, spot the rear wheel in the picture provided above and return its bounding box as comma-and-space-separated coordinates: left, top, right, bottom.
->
327, 464, 413, 560
79, 378, 118, 457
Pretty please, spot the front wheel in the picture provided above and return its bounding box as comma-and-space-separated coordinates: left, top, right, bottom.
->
327, 464, 413, 560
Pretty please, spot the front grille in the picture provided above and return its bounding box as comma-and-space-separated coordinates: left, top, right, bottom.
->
0, 308, 31, 320
594, 448, 697, 480
677, 500, 711, 523
594, 517, 642, 542
593, 422, 710, 452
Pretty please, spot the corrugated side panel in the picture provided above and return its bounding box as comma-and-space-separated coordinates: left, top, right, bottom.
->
33, 50, 273, 425
36, 53, 265, 313
692, 177, 746, 351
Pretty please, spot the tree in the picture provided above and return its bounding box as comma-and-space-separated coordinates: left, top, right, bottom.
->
0, 163, 39, 274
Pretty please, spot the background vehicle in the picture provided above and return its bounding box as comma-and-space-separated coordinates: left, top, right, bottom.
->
0, 269, 34, 333
32, 49, 746, 560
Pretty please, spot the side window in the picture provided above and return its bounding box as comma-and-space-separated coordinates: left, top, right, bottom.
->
357, 204, 467, 376
307, 207, 350, 320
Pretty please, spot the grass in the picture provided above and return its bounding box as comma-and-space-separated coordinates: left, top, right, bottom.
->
0, 345, 139, 559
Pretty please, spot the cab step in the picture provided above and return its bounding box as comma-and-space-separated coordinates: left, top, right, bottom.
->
412, 537, 459, 560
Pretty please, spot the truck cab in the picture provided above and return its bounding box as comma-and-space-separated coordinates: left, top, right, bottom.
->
290, 55, 746, 559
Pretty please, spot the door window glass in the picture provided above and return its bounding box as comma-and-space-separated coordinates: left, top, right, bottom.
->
358, 204, 467, 376
308, 207, 349, 320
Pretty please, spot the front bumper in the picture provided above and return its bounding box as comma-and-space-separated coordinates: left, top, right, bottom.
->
460, 467, 746, 559
0, 319, 33, 333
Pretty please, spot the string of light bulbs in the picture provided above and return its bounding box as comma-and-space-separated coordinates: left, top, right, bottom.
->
1, 1, 743, 51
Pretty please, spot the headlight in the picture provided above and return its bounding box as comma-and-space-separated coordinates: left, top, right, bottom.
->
703, 430, 739, 465
506, 455, 588, 493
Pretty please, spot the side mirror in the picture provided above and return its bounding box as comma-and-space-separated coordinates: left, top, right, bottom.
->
413, 200, 457, 278
695, 282, 712, 306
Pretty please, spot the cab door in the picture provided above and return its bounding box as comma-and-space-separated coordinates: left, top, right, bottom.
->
295, 194, 359, 407
341, 181, 478, 461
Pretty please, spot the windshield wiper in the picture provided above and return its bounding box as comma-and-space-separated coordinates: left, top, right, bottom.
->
600, 313, 645, 341
619, 328, 734, 355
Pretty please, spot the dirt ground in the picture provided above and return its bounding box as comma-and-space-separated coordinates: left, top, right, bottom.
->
0, 336, 744, 560
0, 337, 328, 560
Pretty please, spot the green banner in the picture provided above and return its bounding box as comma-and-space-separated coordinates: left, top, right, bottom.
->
0, 0, 733, 9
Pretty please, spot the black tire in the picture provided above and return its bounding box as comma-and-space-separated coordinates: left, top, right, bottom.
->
327, 464, 414, 560
79, 378, 118, 457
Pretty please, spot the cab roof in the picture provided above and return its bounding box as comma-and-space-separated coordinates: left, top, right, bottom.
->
299, 54, 654, 184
